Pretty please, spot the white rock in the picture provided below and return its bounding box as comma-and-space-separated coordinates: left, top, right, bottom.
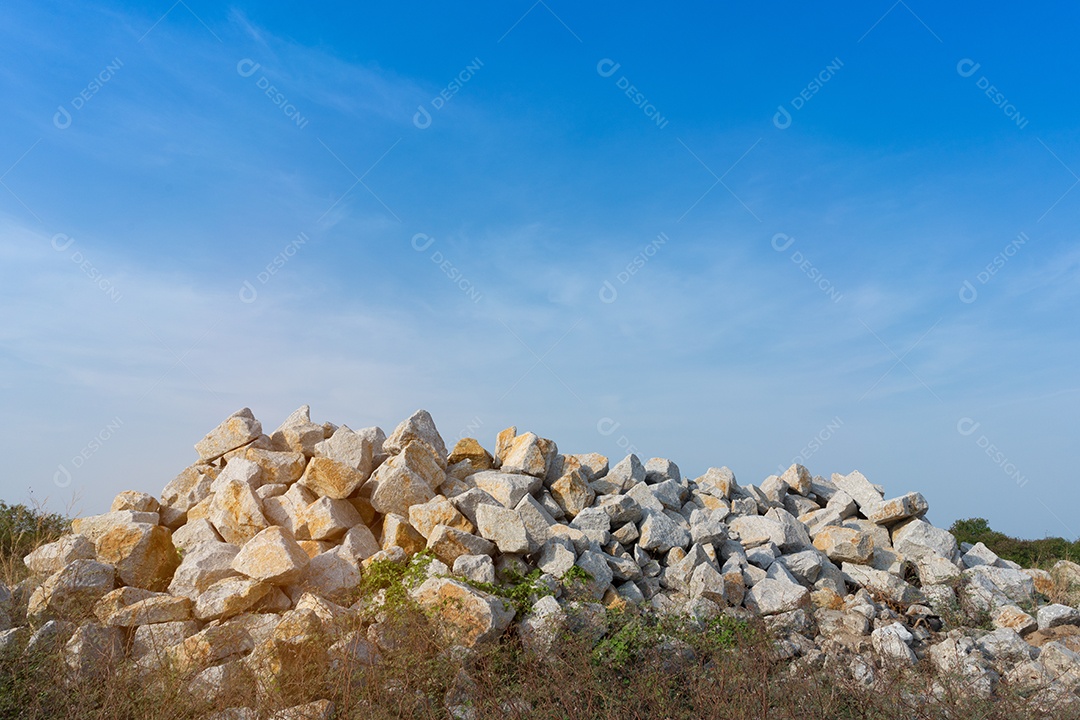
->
453, 554, 496, 585
475, 504, 530, 554
195, 408, 263, 461
743, 579, 809, 616
1038, 603, 1080, 631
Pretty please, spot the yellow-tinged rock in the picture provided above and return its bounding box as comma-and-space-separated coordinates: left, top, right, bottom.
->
298, 457, 366, 500
94, 523, 179, 591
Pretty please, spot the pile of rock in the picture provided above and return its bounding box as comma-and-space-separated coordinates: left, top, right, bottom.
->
4, 407, 1080, 713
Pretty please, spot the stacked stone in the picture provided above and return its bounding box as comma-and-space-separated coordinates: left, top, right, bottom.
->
3, 406, 1080, 710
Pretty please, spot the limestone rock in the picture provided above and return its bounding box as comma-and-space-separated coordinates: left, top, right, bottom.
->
28, 560, 115, 620
385, 409, 448, 467
549, 470, 594, 517
831, 470, 884, 513
64, 623, 125, 680
302, 547, 361, 602
231, 526, 310, 584
638, 509, 690, 553
160, 464, 218, 513
131, 619, 200, 663
209, 477, 269, 545
380, 513, 427, 555
500, 432, 554, 478
368, 441, 443, 516
453, 554, 496, 585
891, 517, 959, 563
107, 594, 192, 626
447, 438, 494, 473
410, 577, 514, 646
94, 523, 178, 591
993, 605, 1038, 637
24, 534, 96, 576
169, 541, 240, 600
270, 405, 326, 457
427, 524, 496, 566
245, 448, 307, 485
314, 424, 380, 479
298, 457, 366, 500
780, 464, 813, 495
471, 470, 542, 509
409, 496, 473, 539
195, 576, 271, 620
195, 408, 263, 461
744, 579, 810, 616
475, 504, 530, 554
71, 511, 159, 542
1039, 604, 1080, 631
813, 526, 874, 564
867, 492, 929, 525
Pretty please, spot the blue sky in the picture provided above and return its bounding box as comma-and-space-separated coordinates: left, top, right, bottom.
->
1, 2, 1078, 538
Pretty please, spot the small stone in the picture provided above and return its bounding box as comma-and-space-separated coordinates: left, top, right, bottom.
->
780, 464, 813, 495
871, 622, 916, 665
340, 525, 380, 562
231, 526, 310, 585
195, 408, 263, 461
573, 550, 614, 600
538, 538, 577, 577
447, 438, 494, 473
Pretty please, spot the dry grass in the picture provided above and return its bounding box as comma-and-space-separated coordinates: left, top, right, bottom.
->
3, 599, 1080, 720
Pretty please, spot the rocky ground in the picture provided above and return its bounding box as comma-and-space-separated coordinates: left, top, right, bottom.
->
4, 407, 1080, 719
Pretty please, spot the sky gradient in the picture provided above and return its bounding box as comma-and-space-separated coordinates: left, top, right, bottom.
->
2, 2, 1078, 539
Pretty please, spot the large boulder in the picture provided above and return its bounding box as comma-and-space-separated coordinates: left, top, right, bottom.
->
24, 535, 96, 576
298, 457, 366, 501
195, 408, 263, 461
231, 526, 310, 585
368, 442, 443, 516
27, 560, 115, 620
410, 577, 514, 646
209, 477, 270, 545
94, 523, 178, 591
384, 409, 447, 467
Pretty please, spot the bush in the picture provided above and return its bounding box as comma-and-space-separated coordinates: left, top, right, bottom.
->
0, 500, 70, 583
950, 517, 1080, 568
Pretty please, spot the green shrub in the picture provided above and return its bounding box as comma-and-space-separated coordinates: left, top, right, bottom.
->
950, 517, 1080, 568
